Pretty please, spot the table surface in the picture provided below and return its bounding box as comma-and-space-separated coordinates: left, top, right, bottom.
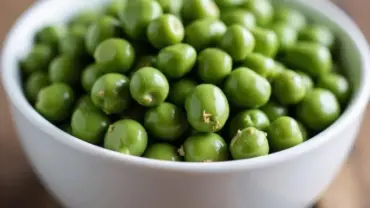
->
1, 0, 370, 207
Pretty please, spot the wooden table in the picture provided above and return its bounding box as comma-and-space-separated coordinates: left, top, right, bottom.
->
0, 1, 369, 207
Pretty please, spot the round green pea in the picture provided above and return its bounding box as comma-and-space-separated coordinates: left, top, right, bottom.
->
120, 0, 163, 39
156, 0, 183, 14
260, 100, 289, 122
130, 67, 169, 107
242, 0, 273, 26
35, 83, 75, 123
144, 143, 182, 161
71, 108, 111, 144
185, 19, 227, 51
272, 70, 306, 105
274, 7, 307, 31
270, 22, 298, 51
185, 84, 229, 133
20, 44, 55, 74
282, 42, 332, 77
296, 88, 340, 131
299, 24, 335, 50
104, 0, 127, 18
251, 27, 279, 57
156, 43, 197, 79
147, 14, 185, 49
297, 121, 309, 141
181, 0, 220, 23
229, 109, 270, 138
169, 78, 197, 106
85, 16, 122, 54
181, 133, 228, 162
81, 63, 103, 93
74, 95, 100, 112
197, 48, 232, 84
91, 73, 132, 114
25, 72, 50, 103
145, 102, 188, 141
221, 9, 256, 30
296, 70, 314, 91
59, 24, 87, 57
224, 67, 271, 108
49, 55, 80, 86
230, 127, 269, 160
267, 116, 303, 152
94, 38, 135, 74
243, 53, 277, 78
219, 24, 255, 61
104, 119, 148, 156
317, 73, 350, 104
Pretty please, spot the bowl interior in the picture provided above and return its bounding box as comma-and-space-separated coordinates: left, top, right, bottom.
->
1, 0, 370, 171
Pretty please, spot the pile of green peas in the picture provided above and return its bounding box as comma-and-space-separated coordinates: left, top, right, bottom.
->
20, 0, 351, 162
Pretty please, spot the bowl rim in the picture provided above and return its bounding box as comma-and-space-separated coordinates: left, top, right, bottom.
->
2, 0, 370, 173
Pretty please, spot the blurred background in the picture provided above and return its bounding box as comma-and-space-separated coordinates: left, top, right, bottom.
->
0, 0, 369, 207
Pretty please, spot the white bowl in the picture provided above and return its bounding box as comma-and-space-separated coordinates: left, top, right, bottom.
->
2, 0, 370, 208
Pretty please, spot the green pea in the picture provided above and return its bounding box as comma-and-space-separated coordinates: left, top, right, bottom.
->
296, 70, 314, 91
181, 0, 220, 23
25, 72, 50, 104
69, 9, 101, 27
316, 73, 350, 105
85, 16, 122, 54
156, 43, 197, 79
130, 67, 169, 107
156, 0, 183, 14
74, 95, 100, 112
221, 9, 256, 30
229, 109, 269, 138
35, 83, 75, 123
219, 25, 255, 61
251, 27, 279, 57
296, 88, 340, 131
260, 100, 288, 122
59, 24, 88, 57
272, 70, 306, 105
185, 84, 229, 133
49, 55, 80, 86
169, 78, 197, 107
230, 127, 269, 160
145, 102, 188, 141
270, 22, 298, 51
20, 44, 55, 74
243, 53, 277, 78
242, 0, 273, 26
268, 116, 303, 152
104, 119, 148, 156
120, 0, 163, 39
81, 63, 104, 93
144, 143, 182, 161
35, 25, 66, 49
94, 38, 135, 74
147, 14, 185, 49
224, 67, 271, 108
298, 24, 335, 50
215, 0, 247, 8
274, 7, 307, 31
91, 73, 132, 114
71, 108, 111, 144
181, 133, 228, 162
198, 48, 232, 84
282, 42, 332, 77
185, 18, 227, 51
104, 0, 127, 18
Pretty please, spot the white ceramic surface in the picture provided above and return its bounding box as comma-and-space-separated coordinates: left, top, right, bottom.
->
2, 0, 370, 208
